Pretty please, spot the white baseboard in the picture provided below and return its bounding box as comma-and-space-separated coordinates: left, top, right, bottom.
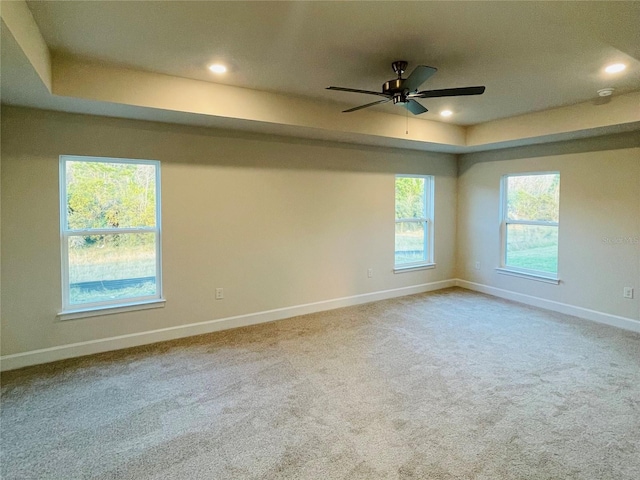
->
455, 279, 640, 334
0, 279, 456, 372
5, 278, 636, 372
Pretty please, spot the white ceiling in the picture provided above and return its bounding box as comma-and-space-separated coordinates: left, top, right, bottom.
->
2, 1, 639, 151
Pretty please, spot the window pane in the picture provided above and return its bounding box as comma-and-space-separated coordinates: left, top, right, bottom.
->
395, 222, 426, 265
507, 174, 559, 222
66, 160, 156, 230
68, 233, 157, 305
506, 224, 558, 273
395, 177, 425, 220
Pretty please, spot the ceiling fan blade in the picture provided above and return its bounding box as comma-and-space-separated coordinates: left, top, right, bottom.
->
326, 86, 390, 98
404, 99, 428, 115
343, 98, 391, 113
402, 65, 438, 93
412, 86, 486, 98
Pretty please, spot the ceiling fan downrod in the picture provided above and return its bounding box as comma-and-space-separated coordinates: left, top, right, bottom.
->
391, 60, 408, 77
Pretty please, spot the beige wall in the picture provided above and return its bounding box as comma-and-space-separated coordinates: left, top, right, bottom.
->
457, 135, 640, 321
3, 106, 638, 361
0, 107, 458, 356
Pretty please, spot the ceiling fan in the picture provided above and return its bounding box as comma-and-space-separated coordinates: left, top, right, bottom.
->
327, 61, 485, 115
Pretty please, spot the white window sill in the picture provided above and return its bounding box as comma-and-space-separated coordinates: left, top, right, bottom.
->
495, 268, 559, 284
394, 263, 436, 274
58, 299, 166, 321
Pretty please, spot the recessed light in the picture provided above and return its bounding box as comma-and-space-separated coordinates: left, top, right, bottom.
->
440, 110, 453, 117
604, 63, 626, 74
208, 64, 227, 74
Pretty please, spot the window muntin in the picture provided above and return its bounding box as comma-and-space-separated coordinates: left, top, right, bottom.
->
60, 156, 162, 312
501, 173, 559, 277
395, 175, 434, 268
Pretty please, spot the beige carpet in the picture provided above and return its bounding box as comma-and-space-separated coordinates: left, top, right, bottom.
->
2, 288, 640, 479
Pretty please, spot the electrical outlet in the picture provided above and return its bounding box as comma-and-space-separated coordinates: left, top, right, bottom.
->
215, 288, 224, 300
367, 268, 373, 278
623, 287, 634, 299
474, 261, 481, 270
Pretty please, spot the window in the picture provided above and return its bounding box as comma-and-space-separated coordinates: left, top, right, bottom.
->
499, 172, 560, 281
60, 156, 162, 315
394, 175, 434, 270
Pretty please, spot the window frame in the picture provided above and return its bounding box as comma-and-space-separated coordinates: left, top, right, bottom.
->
394, 174, 435, 272
59, 155, 164, 318
498, 171, 560, 283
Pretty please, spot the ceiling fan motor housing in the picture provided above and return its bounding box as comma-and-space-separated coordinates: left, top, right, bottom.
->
387, 61, 412, 103
383, 79, 410, 103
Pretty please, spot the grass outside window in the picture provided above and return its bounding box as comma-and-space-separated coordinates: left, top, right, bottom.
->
501, 173, 560, 279
60, 156, 162, 313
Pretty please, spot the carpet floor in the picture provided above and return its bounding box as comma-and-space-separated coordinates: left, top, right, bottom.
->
2, 288, 640, 479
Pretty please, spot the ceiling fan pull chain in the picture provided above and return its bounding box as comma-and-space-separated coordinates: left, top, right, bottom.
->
406, 107, 409, 135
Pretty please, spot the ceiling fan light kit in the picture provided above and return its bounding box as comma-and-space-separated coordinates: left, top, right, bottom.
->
327, 60, 486, 115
